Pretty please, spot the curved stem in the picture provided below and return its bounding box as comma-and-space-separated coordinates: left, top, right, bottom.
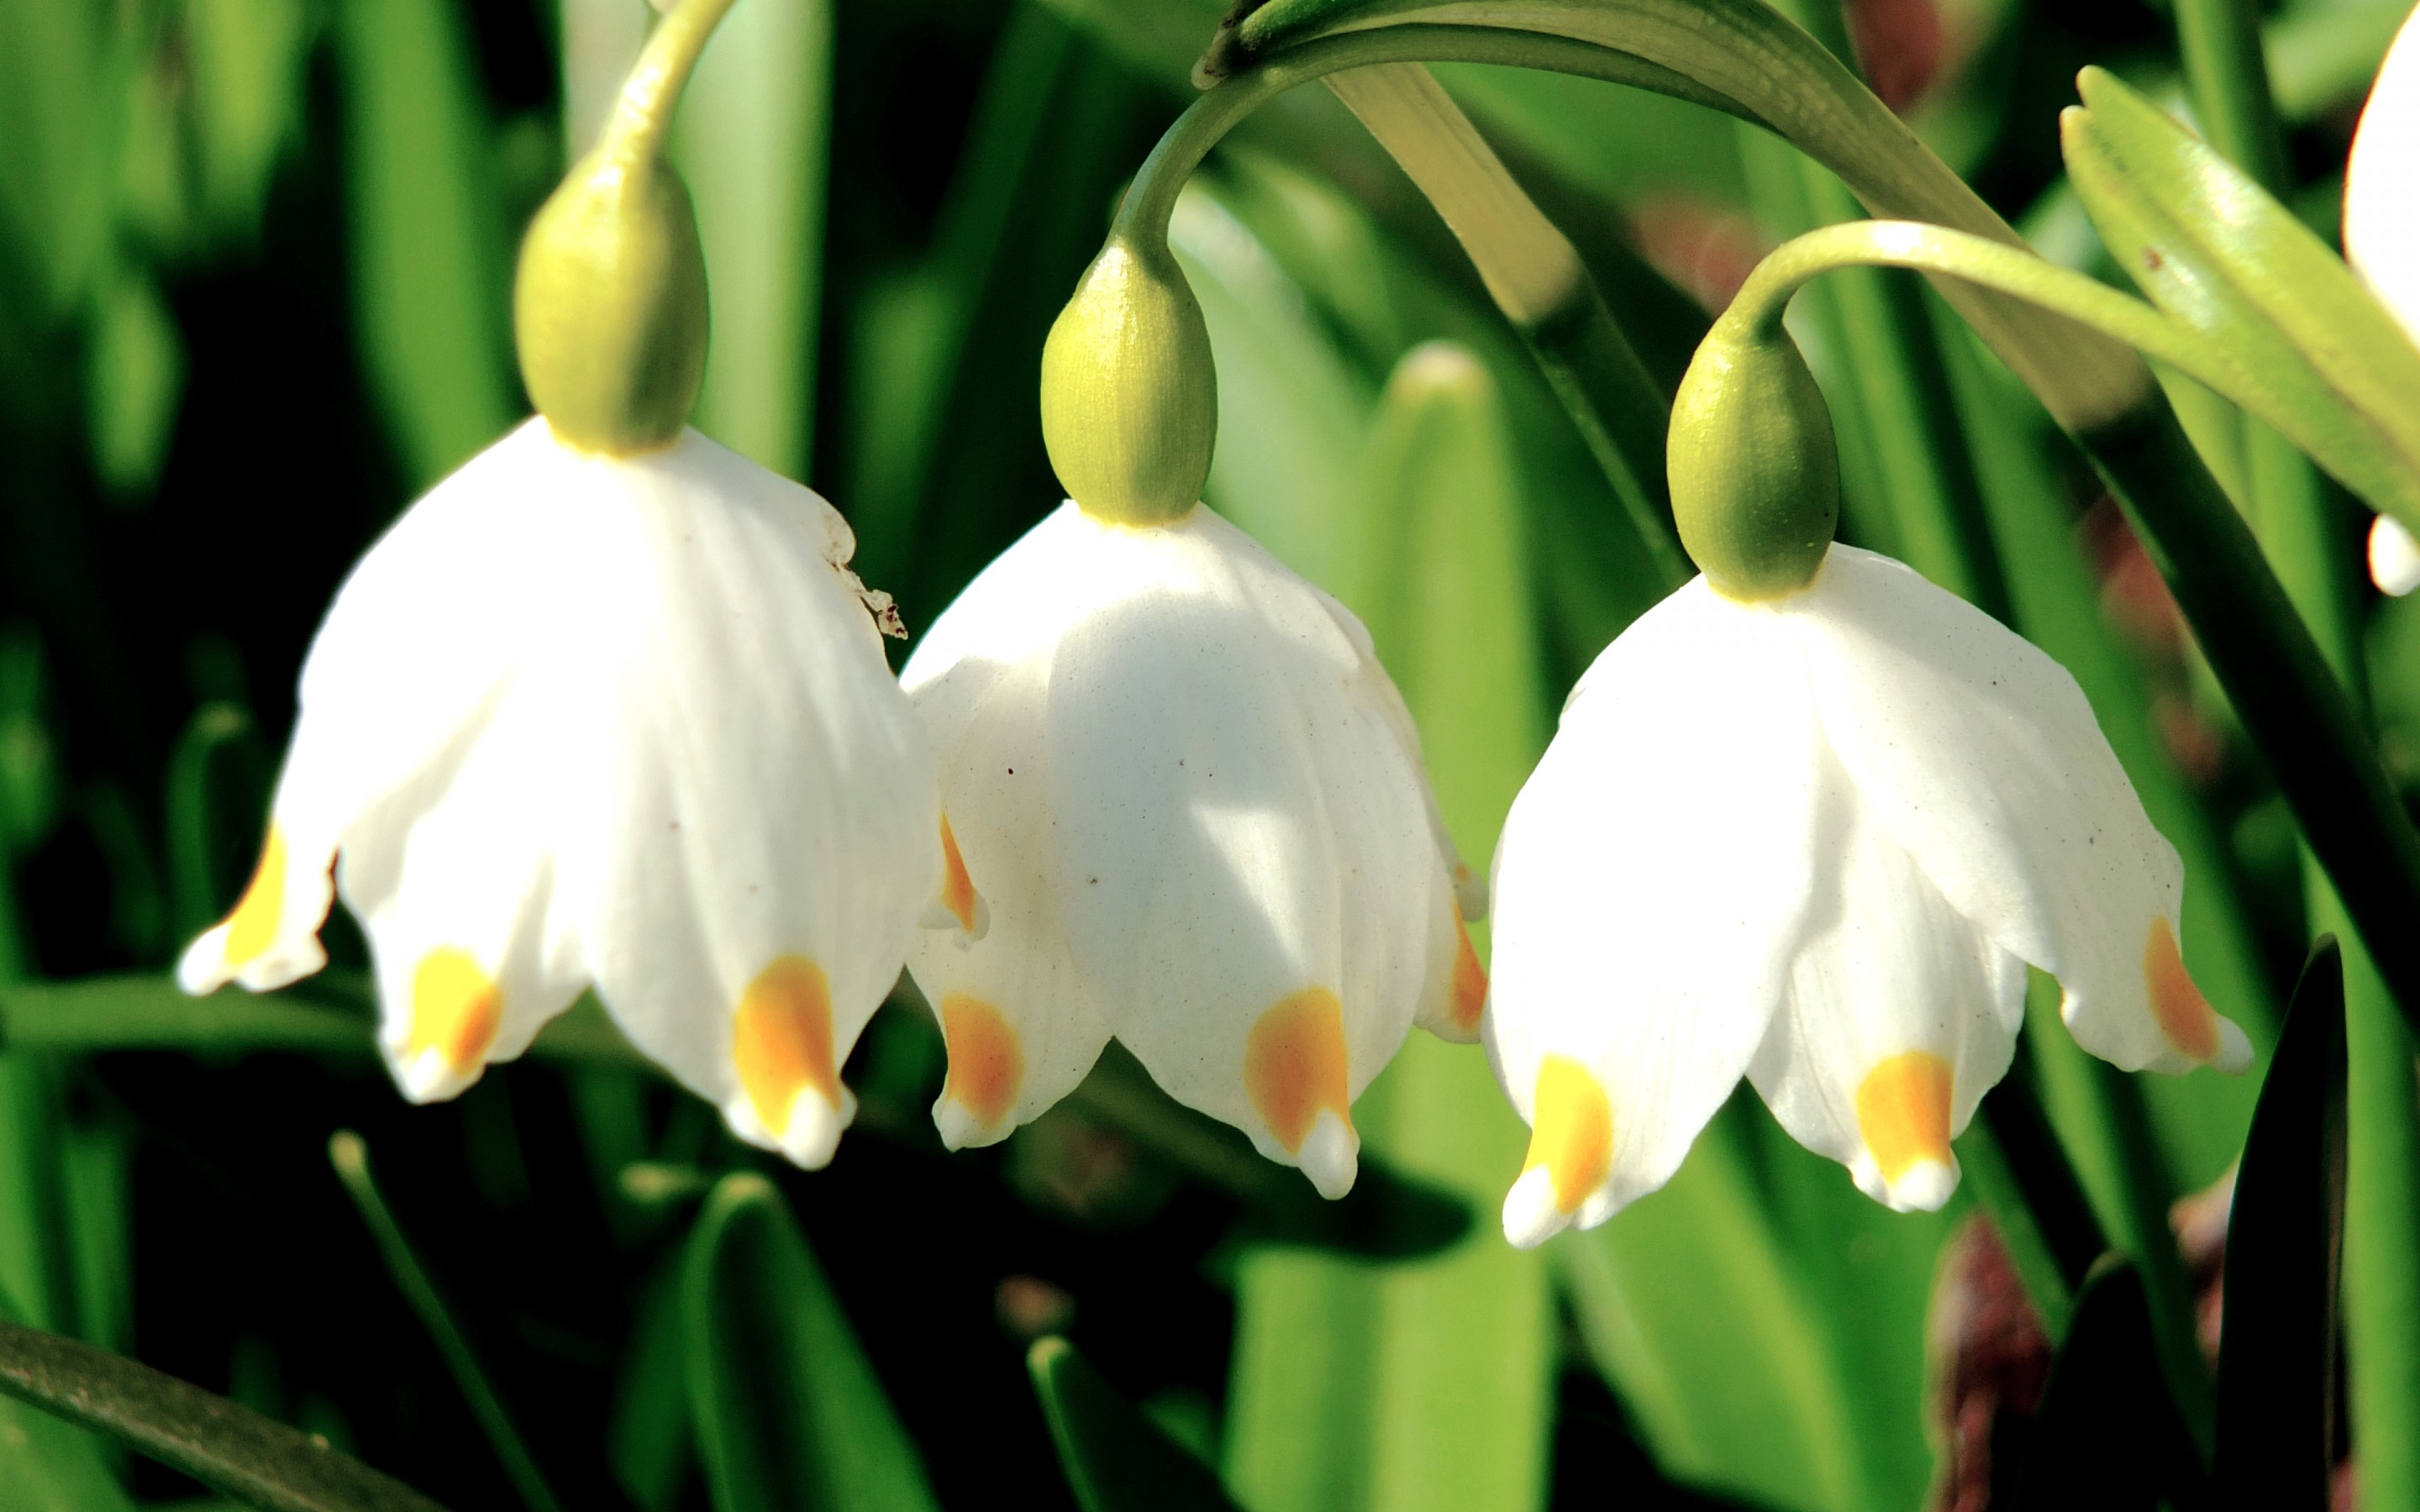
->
1107, 24, 1748, 255
1723, 222, 2230, 397
597, 0, 743, 170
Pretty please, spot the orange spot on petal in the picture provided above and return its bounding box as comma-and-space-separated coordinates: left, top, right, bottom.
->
939, 814, 980, 933
1855, 1051, 1953, 1181
406, 948, 503, 1073
1449, 906, 1487, 1034
734, 956, 839, 1138
1523, 1056, 1612, 1213
941, 994, 1023, 1127
2145, 916, 2221, 1063
1244, 988, 1353, 1153
223, 824, 288, 968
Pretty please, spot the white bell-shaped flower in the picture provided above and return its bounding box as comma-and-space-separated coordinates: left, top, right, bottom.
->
900, 501, 1484, 1199
178, 419, 938, 1169
2345, 2, 2420, 596
1487, 545, 2250, 1248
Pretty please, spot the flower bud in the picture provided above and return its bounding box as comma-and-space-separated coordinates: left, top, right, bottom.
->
1040, 237, 1217, 526
1667, 319, 1839, 601
513, 154, 710, 455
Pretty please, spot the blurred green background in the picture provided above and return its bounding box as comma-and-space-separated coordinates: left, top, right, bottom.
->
0, 0, 2415, 1508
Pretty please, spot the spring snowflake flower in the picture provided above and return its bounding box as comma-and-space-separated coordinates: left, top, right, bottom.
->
2346, 0, 2420, 596
178, 420, 937, 1169
899, 501, 1484, 1199
1487, 545, 2250, 1248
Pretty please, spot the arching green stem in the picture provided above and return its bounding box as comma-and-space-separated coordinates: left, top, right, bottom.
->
1106, 25, 1744, 259
1723, 218, 2420, 1038
597, 0, 744, 173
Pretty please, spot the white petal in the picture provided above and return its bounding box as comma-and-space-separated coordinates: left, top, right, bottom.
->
572, 433, 938, 1168
2372, 514, 2420, 596
2347, 4, 2420, 346
906, 659, 1113, 1151
1746, 753, 2023, 1211
1040, 510, 1439, 1187
1789, 546, 2248, 1075
1486, 580, 1823, 1247
178, 423, 570, 995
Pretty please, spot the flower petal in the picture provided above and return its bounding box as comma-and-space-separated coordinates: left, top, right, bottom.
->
1745, 755, 2023, 1211
1037, 509, 1440, 1194
1791, 546, 2249, 1075
570, 433, 936, 1168
1488, 580, 1823, 1247
906, 661, 1113, 1151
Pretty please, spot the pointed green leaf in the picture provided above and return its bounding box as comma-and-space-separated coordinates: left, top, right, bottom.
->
1028, 1337, 1241, 1512
2064, 66, 2420, 533
2213, 937, 2347, 1509
682, 1173, 939, 1512
2011, 1261, 2205, 1511
0, 1315, 440, 1512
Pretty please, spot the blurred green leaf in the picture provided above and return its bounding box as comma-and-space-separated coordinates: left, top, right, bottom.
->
185, 0, 313, 246
1174, 184, 1376, 591
334, 0, 518, 490
0, 1313, 441, 1512
0, 632, 59, 859
0, 0, 113, 324
609, 1254, 693, 1512
1028, 1336, 1242, 1512
683, 1173, 939, 1512
83, 261, 184, 500
1035, 0, 1223, 87
2010, 1260, 2204, 1511
2065, 66, 2420, 535
2212, 937, 2345, 1508
674, 0, 833, 479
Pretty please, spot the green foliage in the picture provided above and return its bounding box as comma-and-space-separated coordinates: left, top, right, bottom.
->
1028, 1336, 1242, 1512
2212, 939, 2347, 1506
682, 1173, 940, 1512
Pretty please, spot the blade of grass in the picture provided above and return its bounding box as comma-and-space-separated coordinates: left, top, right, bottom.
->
0, 1315, 439, 1512
326, 1131, 560, 1512
681, 1173, 939, 1512
2212, 937, 2347, 1509
1028, 1336, 1241, 1512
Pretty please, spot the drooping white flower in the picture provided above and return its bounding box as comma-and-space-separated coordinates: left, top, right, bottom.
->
179, 418, 937, 1169
900, 501, 1483, 1199
1486, 545, 2249, 1248
2345, 3, 2420, 596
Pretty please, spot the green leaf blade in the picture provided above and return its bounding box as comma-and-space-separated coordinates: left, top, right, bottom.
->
682, 1173, 939, 1512
2212, 937, 2347, 1509
1028, 1336, 1241, 1512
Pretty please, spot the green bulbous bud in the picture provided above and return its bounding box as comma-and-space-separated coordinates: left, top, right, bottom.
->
1040, 237, 1217, 526
513, 155, 709, 454
1668, 318, 1839, 601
